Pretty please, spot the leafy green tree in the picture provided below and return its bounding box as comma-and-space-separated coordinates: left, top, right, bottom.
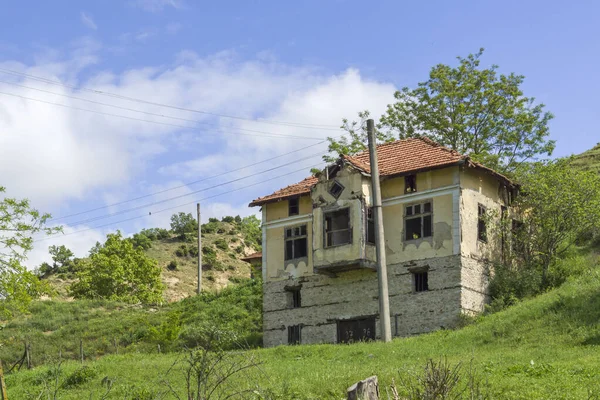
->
0, 186, 57, 317
129, 232, 152, 250
327, 49, 555, 174
509, 160, 600, 286
239, 215, 262, 251
69, 231, 164, 304
170, 212, 198, 238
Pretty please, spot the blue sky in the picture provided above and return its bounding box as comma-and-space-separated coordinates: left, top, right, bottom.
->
1, 0, 599, 266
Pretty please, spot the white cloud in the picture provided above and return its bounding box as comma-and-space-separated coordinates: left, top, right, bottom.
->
80, 12, 97, 30
0, 47, 396, 269
132, 0, 183, 12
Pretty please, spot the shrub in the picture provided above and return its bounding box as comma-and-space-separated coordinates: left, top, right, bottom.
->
235, 245, 244, 254
206, 274, 216, 282
229, 229, 238, 235
63, 366, 97, 388
208, 218, 219, 223
202, 246, 216, 256
217, 228, 226, 234
201, 221, 219, 234
175, 245, 189, 257
215, 238, 228, 251
221, 216, 235, 223
189, 246, 199, 257
231, 237, 239, 243
130, 233, 152, 250
167, 260, 178, 271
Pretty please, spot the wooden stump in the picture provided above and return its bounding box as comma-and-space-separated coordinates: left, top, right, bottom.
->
347, 375, 379, 400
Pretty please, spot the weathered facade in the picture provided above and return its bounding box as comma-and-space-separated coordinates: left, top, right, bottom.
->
250, 138, 515, 347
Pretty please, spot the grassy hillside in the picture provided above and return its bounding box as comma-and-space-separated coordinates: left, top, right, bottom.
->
44, 218, 260, 302
6, 253, 600, 399
0, 279, 262, 369
572, 142, 600, 175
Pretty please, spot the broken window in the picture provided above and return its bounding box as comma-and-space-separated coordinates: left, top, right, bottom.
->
477, 204, 487, 242
404, 201, 432, 241
405, 174, 417, 193
512, 219, 524, 254
288, 325, 301, 345
329, 180, 345, 199
324, 208, 351, 247
288, 197, 299, 216
366, 207, 375, 244
413, 271, 429, 292
286, 287, 301, 308
284, 225, 308, 260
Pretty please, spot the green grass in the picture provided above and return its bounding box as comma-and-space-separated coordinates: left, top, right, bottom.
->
6, 255, 600, 399
572, 142, 600, 175
0, 279, 262, 368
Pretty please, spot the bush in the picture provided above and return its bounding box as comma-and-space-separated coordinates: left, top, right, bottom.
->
230, 237, 239, 243
167, 260, 178, 271
175, 245, 189, 257
215, 238, 228, 251
235, 245, 244, 254
221, 216, 235, 223
130, 233, 152, 250
202, 246, 216, 256
201, 221, 219, 234
208, 217, 219, 223
63, 366, 97, 388
189, 246, 199, 257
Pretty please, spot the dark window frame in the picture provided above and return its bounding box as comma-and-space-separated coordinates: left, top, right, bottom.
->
329, 180, 345, 199
477, 204, 487, 243
404, 201, 433, 241
324, 208, 352, 248
405, 174, 417, 193
286, 287, 301, 308
288, 325, 301, 345
284, 225, 308, 261
413, 271, 429, 292
288, 197, 299, 216
366, 206, 375, 245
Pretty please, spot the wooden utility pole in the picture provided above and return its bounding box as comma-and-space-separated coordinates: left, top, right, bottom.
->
197, 203, 202, 294
367, 119, 392, 343
0, 360, 8, 400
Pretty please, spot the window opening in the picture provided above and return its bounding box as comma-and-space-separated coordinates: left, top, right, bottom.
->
329, 180, 345, 199
287, 287, 301, 308
288, 197, 299, 216
405, 174, 417, 193
413, 271, 429, 292
324, 208, 351, 247
288, 325, 301, 345
285, 225, 308, 260
366, 207, 375, 244
405, 201, 433, 241
477, 204, 487, 242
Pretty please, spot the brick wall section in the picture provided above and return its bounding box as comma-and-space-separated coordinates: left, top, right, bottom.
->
263, 254, 469, 347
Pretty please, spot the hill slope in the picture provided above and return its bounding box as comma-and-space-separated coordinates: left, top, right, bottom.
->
6, 253, 600, 399
572, 142, 600, 174
44, 218, 261, 302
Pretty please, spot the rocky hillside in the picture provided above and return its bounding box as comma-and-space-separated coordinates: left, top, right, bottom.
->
44, 216, 261, 302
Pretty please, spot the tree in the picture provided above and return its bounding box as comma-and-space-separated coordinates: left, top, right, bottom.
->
129, 232, 153, 250
69, 231, 164, 304
501, 159, 600, 288
239, 215, 262, 251
0, 186, 57, 316
170, 212, 198, 238
326, 49, 555, 174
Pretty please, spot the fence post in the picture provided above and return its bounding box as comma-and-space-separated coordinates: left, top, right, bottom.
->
25, 343, 31, 370
0, 360, 8, 400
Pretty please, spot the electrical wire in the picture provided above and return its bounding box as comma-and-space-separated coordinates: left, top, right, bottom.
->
0, 90, 326, 141
58, 151, 326, 227
0, 79, 341, 132
34, 160, 324, 243
0, 67, 341, 129
50, 140, 329, 221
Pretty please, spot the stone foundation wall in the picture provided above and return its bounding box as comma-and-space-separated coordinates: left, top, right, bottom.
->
263, 254, 482, 347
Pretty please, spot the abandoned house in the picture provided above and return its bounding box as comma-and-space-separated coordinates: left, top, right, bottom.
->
249, 138, 516, 347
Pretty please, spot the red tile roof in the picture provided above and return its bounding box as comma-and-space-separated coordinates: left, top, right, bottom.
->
241, 252, 262, 262
249, 138, 513, 207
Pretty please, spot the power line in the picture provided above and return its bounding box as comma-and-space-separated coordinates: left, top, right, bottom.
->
0, 79, 340, 132
34, 160, 323, 243
50, 140, 328, 221
0, 67, 341, 130
58, 152, 326, 227
0, 90, 326, 141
